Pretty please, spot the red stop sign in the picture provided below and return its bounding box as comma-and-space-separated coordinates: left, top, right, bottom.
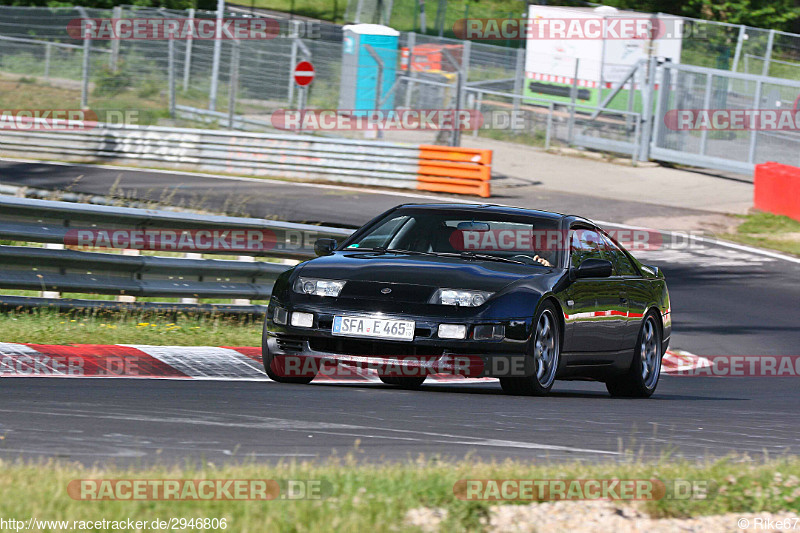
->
293, 61, 315, 87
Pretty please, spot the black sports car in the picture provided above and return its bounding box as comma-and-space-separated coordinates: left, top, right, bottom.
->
263, 204, 671, 397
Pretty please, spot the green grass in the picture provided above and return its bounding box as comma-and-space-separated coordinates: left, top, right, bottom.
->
0, 455, 798, 531
0, 309, 263, 346
722, 211, 800, 257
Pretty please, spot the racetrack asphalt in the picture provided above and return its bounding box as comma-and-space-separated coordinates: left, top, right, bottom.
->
1, 159, 799, 466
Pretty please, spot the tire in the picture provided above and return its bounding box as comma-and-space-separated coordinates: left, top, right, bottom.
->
606, 312, 662, 398
262, 335, 315, 384
499, 301, 560, 396
379, 376, 426, 389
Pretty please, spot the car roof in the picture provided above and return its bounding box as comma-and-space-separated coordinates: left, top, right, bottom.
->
392, 203, 569, 221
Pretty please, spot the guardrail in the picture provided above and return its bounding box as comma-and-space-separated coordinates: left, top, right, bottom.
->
0, 195, 354, 314
0, 123, 493, 196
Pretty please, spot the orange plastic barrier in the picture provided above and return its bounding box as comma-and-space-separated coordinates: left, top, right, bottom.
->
417, 145, 492, 198
754, 162, 800, 222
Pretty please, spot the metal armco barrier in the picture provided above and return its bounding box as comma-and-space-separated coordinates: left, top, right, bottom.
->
0, 195, 354, 313
0, 124, 493, 196
754, 162, 800, 222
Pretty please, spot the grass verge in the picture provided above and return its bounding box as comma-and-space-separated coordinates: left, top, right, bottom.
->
722, 212, 800, 257
0, 455, 798, 531
0, 310, 263, 347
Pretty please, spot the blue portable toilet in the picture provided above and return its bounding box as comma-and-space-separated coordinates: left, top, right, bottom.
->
339, 24, 399, 116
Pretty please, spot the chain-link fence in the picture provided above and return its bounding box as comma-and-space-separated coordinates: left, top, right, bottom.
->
1, 5, 800, 173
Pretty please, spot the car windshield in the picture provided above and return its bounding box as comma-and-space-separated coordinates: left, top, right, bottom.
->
342, 208, 563, 268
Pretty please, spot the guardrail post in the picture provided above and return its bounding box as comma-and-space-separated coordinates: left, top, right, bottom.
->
637, 55, 658, 162
179, 252, 202, 305
118, 249, 140, 303
233, 255, 255, 305
40, 243, 64, 299
183, 8, 195, 92
111, 5, 121, 71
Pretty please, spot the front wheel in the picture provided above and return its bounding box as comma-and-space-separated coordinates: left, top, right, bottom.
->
500, 302, 560, 396
606, 312, 662, 398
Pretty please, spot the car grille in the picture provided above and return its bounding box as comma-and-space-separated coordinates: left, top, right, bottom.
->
275, 336, 304, 353
338, 281, 437, 303
308, 337, 444, 357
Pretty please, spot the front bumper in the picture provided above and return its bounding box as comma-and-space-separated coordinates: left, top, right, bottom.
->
264, 303, 537, 378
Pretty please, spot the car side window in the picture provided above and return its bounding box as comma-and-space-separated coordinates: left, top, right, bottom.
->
601, 233, 639, 277
569, 228, 606, 268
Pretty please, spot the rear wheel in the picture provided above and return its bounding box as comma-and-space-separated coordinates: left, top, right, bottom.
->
500, 302, 560, 396
606, 312, 662, 398
379, 376, 426, 389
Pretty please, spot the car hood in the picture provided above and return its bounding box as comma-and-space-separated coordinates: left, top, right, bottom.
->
298, 251, 547, 293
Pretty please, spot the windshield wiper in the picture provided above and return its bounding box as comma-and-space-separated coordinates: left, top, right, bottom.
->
347, 247, 439, 257
348, 248, 533, 265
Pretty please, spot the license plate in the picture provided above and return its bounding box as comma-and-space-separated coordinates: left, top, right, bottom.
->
332, 316, 415, 341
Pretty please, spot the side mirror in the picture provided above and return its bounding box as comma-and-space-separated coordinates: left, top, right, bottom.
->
314, 238, 338, 256
573, 258, 613, 279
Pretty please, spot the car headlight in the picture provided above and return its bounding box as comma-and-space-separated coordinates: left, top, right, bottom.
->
293, 277, 346, 297
432, 289, 493, 307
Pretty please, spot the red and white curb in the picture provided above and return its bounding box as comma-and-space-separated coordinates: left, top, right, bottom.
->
0, 343, 708, 382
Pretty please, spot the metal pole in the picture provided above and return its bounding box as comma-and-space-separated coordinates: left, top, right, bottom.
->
472, 90, 482, 138
512, 46, 524, 115
44, 42, 51, 79
748, 80, 763, 163
209, 0, 225, 112
168, 37, 176, 118
111, 5, 121, 71
182, 7, 195, 92
567, 58, 579, 144
354, 0, 364, 23
228, 41, 240, 129
731, 24, 745, 73
545, 102, 553, 150
761, 29, 775, 77
288, 21, 299, 107
404, 32, 416, 108
81, 33, 91, 109
637, 55, 658, 162
698, 73, 712, 156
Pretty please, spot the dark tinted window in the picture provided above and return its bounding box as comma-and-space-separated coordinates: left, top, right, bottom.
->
569, 228, 606, 267
602, 233, 638, 276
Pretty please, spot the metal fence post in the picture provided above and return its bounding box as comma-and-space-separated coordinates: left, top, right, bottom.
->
209, 0, 225, 112
182, 7, 195, 92
637, 55, 658, 161
698, 73, 713, 156
81, 33, 90, 108
731, 24, 745, 73
748, 79, 763, 163
512, 46, 525, 114
44, 42, 51, 79
288, 21, 300, 107
168, 37, 176, 118
110, 5, 121, 71
762, 29, 775, 77
567, 58, 579, 144
228, 40, 240, 129
404, 32, 416, 108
